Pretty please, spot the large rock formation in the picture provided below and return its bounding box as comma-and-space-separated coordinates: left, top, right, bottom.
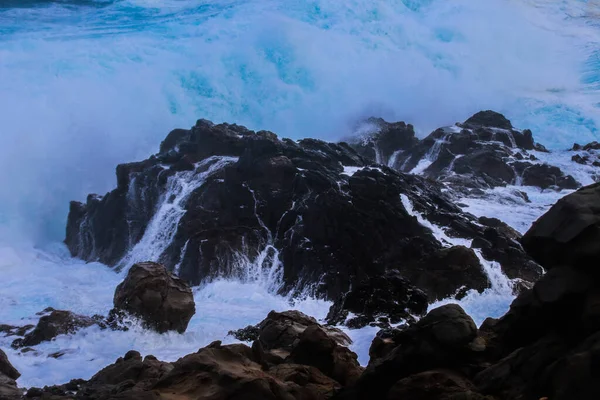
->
113, 262, 196, 333
66, 114, 544, 326
21, 177, 600, 400
352, 110, 580, 192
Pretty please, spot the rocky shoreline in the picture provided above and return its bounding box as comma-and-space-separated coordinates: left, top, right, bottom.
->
2, 111, 600, 399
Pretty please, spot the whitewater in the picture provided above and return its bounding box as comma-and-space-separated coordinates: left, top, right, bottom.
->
1, 0, 599, 387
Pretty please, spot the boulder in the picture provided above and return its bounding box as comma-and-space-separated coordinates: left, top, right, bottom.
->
522, 182, 600, 271
256, 310, 351, 352
113, 262, 196, 333
517, 163, 580, 190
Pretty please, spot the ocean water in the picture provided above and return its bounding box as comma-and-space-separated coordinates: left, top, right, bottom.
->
0, 0, 599, 387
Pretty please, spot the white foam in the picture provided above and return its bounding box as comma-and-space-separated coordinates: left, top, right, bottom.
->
0, 244, 332, 388
401, 194, 515, 326
118, 156, 238, 271
0, 0, 598, 245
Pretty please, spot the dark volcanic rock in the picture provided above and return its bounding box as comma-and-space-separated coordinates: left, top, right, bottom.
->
326, 271, 428, 329
346, 118, 418, 165
66, 113, 545, 324
0, 324, 33, 338
12, 309, 97, 348
113, 262, 195, 333
522, 182, 600, 271
463, 110, 513, 130
0, 349, 19, 380
520, 163, 580, 190
335, 304, 482, 399
228, 325, 260, 342
400, 246, 490, 302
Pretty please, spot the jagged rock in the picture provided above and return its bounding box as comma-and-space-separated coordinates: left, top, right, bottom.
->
12, 309, 97, 348
0, 324, 33, 337
0, 349, 21, 400
152, 341, 339, 399
572, 154, 589, 164
463, 110, 513, 130
346, 118, 418, 166
583, 141, 600, 151
452, 149, 516, 187
516, 163, 580, 190
66, 113, 548, 330
257, 310, 351, 353
113, 262, 195, 333
326, 271, 428, 329
522, 182, 600, 271
0, 349, 19, 380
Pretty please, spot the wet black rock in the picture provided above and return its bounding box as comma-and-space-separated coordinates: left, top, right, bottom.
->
463, 110, 513, 130
66, 113, 543, 325
522, 182, 600, 271
228, 325, 260, 342
12, 309, 97, 348
325, 271, 428, 329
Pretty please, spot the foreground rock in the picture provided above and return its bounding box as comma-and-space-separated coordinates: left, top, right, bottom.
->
66, 113, 544, 326
0, 349, 21, 400
521, 182, 600, 270
28, 312, 362, 400
335, 181, 600, 399
230, 310, 351, 351
113, 262, 196, 333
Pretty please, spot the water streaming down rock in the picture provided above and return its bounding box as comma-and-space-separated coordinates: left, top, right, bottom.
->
66, 115, 544, 313
117, 156, 239, 272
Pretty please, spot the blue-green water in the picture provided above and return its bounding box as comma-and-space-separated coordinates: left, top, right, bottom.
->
0, 0, 599, 241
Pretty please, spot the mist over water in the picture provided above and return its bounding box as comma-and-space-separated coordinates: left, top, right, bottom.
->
0, 0, 598, 242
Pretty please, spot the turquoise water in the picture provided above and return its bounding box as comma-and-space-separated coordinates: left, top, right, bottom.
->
0, 0, 599, 241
